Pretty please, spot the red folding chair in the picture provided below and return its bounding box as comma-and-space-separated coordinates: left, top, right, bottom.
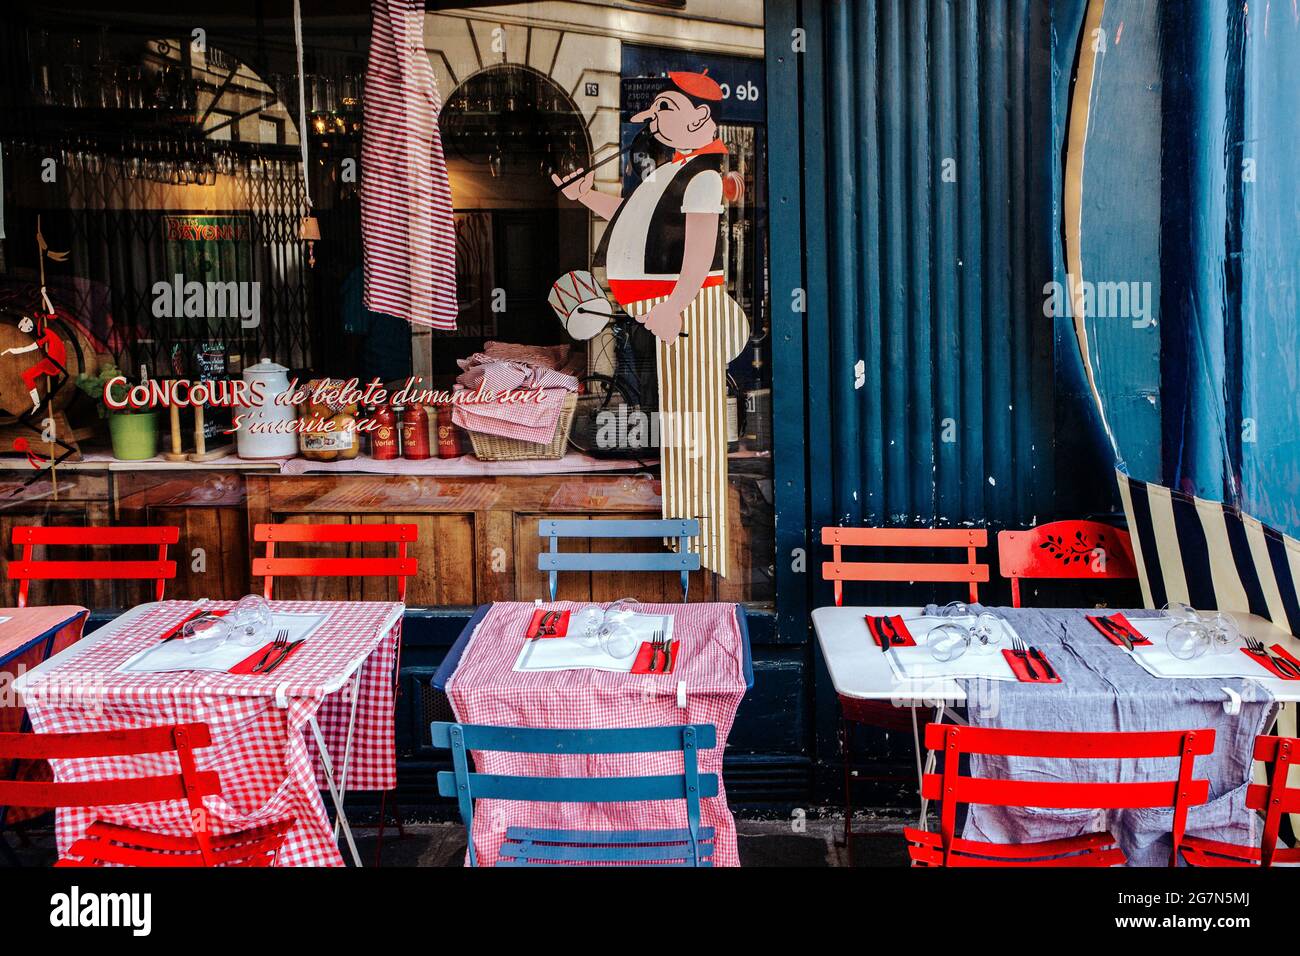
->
821, 526, 988, 607
997, 520, 1137, 607
9, 525, 179, 608
820, 526, 989, 864
1180, 735, 1300, 867
905, 723, 1215, 867
253, 521, 418, 864
0, 723, 293, 866
253, 522, 418, 601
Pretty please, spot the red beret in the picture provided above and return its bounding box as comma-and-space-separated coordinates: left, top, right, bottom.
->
669, 69, 724, 102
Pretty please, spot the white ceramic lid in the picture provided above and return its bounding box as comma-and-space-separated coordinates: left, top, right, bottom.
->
244, 357, 289, 375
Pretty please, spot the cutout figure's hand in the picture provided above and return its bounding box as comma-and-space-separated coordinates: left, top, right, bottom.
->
552, 168, 594, 202
639, 302, 684, 344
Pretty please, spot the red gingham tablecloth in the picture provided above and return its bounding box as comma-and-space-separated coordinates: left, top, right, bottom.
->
446, 601, 748, 866
18, 599, 402, 867
2, 606, 88, 825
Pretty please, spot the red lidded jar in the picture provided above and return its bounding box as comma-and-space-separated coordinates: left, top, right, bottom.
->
370, 404, 400, 460
401, 403, 431, 460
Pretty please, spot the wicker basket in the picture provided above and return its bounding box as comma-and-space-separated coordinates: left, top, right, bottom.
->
466, 392, 578, 461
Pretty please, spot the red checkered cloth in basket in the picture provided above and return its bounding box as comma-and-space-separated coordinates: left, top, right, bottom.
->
445, 601, 748, 867
19, 599, 402, 867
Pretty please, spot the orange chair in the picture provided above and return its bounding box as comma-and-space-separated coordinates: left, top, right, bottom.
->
1181, 735, 1300, 867
0, 723, 292, 866
821, 526, 989, 607
997, 519, 1137, 607
906, 723, 1215, 867
820, 526, 989, 864
253, 521, 418, 864
8, 525, 179, 608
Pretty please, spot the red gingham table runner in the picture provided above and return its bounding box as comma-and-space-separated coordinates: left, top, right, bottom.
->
445, 601, 748, 866
19, 599, 402, 867
1, 606, 88, 825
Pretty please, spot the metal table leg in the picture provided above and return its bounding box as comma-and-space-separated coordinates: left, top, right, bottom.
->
309, 711, 362, 867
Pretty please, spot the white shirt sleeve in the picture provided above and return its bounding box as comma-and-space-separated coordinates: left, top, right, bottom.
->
681, 169, 724, 214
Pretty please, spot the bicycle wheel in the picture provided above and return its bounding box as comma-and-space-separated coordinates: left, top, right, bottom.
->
569, 373, 653, 458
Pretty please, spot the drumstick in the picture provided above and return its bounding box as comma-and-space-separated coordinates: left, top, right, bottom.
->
553, 147, 629, 192
572, 305, 689, 337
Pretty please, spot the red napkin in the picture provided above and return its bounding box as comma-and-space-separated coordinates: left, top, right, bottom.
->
864, 614, 916, 649
228, 640, 304, 675
526, 608, 570, 639
631, 640, 679, 675
1241, 643, 1300, 680
1086, 612, 1151, 647
1002, 648, 1062, 683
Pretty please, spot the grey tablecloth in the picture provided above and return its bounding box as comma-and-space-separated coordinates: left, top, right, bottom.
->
938, 605, 1278, 866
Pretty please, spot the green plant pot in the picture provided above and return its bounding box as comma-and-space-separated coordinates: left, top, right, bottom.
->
108, 411, 158, 460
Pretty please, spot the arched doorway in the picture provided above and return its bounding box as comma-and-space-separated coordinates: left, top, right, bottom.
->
439, 65, 591, 361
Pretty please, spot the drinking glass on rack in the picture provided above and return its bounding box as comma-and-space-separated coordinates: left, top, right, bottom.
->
1166, 620, 1213, 661
181, 614, 232, 655
926, 622, 971, 663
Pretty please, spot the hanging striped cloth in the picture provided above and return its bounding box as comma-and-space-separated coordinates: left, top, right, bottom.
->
1116, 468, 1300, 636
361, 0, 458, 329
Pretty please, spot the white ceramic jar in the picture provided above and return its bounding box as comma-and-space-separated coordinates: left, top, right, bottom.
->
236, 358, 299, 459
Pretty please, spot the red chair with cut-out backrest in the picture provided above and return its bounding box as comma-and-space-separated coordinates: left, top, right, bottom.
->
821, 527, 989, 607
9, 525, 179, 608
0, 723, 293, 866
1180, 735, 1300, 867
905, 723, 1215, 867
253, 521, 418, 864
253, 522, 418, 600
997, 520, 1137, 608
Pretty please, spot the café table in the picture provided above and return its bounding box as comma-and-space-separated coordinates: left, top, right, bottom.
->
813, 604, 1299, 865
1, 606, 90, 849
13, 598, 403, 867
433, 601, 754, 867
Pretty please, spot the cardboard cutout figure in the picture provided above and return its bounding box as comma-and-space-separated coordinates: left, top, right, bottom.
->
552, 69, 750, 577
1, 316, 66, 413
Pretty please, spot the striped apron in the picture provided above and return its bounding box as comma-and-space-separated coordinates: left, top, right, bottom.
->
623, 285, 749, 577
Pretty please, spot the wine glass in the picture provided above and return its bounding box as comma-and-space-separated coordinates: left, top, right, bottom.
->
180, 614, 232, 655
927, 622, 970, 663
1204, 611, 1242, 656
226, 594, 272, 647
1166, 620, 1213, 661
597, 598, 641, 659
969, 612, 1005, 655
1162, 601, 1200, 623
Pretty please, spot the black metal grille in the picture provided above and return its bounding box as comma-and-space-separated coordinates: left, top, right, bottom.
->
1, 140, 311, 375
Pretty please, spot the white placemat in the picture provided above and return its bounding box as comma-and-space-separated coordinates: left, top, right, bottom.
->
882, 615, 1021, 682
514, 613, 673, 673
118, 611, 326, 674
1123, 616, 1282, 680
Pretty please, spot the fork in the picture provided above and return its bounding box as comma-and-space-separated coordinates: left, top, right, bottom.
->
253, 629, 290, 673
1246, 637, 1299, 677
648, 629, 665, 672
1012, 636, 1039, 680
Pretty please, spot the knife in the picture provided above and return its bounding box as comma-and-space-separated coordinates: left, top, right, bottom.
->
1099, 616, 1134, 651
258, 640, 304, 675
877, 617, 894, 651
1029, 646, 1057, 681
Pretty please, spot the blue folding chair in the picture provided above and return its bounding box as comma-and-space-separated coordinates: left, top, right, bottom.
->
432, 722, 719, 866
537, 518, 701, 601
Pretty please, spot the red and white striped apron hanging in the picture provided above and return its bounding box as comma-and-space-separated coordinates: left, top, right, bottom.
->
361, 0, 458, 329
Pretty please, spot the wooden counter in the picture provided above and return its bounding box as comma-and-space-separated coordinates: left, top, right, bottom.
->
1, 461, 774, 610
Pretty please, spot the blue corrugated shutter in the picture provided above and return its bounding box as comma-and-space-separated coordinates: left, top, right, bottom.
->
770, 0, 1062, 547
